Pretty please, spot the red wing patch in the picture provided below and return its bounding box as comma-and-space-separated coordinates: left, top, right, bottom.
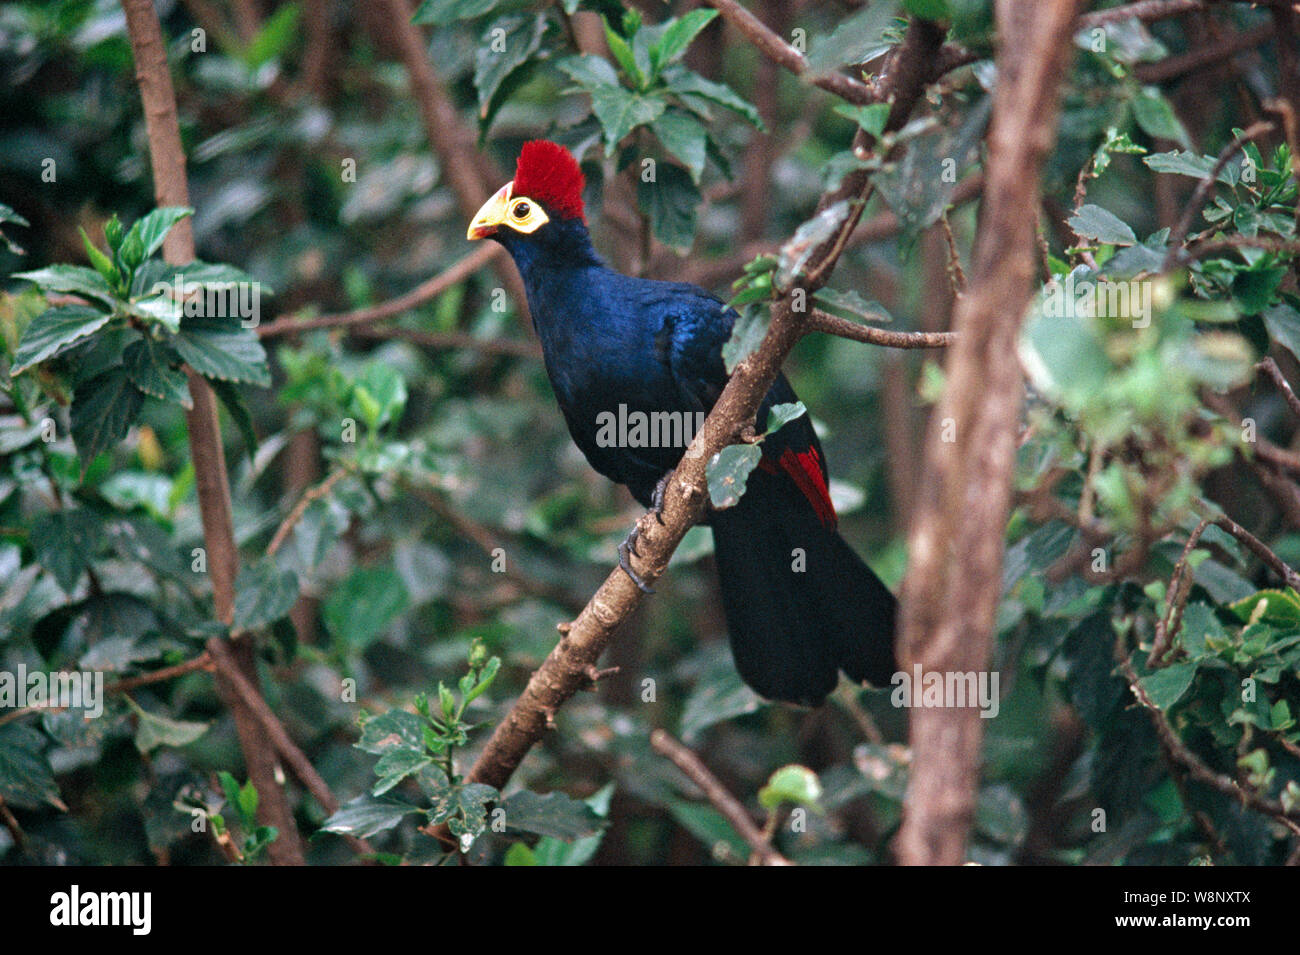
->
758, 446, 837, 529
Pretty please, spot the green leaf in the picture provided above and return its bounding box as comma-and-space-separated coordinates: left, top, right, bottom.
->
234, 560, 300, 630
0, 202, 29, 255
0, 724, 63, 811
31, 509, 104, 593
372, 747, 434, 796
589, 85, 665, 153
680, 651, 763, 743
833, 102, 892, 139
505, 843, 538, 865
357, 709, 426, 755
707, 443, 763, 509
474, 14, 546, 120
1143, 150, 1223, 181
321, 795, 421, 838
79, 227, 121, 291
170, 315, 270, 387
636, 160, 699, 251
667, 801, 749, 859
1137, 660, 1198, 711
531, 784, 614, 866
646, 9, 717, 77
128, 293, 183, 334
765, 402, 806, 436
722, 305, 769, 373
500, 790, 604, 840
1231, 266, 1286, 315
758, 765, 823, 811
1068, 204, 1137, 246
70, 366, 146, 469
663, 68, 763, 130
128, 698, 210, 753
322, 566, 410, 647
602, 17, 643, 87
12, 265, 117, 308
1263, 303, 1300, 364
351, 362, 407, 429
428, 782, 498, 847
652, 109, 709, 183
813, 287, 891, 323
1229, 589, 1300, 627
806, 0, 900, 74
11, 305, 113, 374
121, 207, 193, 264
244, 3, 300, 69
1131, 87, 1191, 149
557, 53, 620, 90
124, 338, 191, 408
777, 200, 852, 287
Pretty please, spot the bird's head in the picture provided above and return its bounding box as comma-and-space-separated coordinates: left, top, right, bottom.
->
467, 140, 587, 252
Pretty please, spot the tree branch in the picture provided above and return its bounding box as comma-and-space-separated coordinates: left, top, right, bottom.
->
122, 0, 306, 864
650, 729, 792, 866
808, 308, 957, 349
894, 0, 1081, 867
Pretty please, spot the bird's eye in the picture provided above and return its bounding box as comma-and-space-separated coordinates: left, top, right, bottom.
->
512, 201, 531, 219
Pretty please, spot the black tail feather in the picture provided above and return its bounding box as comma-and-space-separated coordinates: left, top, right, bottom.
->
709, 471, 897, 706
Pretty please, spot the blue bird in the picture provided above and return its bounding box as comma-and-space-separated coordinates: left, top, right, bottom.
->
468, 140, 896, 705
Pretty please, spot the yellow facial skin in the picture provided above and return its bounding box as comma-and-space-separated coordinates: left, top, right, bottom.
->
466, 181, 550, 240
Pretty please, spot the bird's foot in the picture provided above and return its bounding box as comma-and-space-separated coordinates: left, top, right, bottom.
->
650, 472, 671, 525
618, 524, 655, 594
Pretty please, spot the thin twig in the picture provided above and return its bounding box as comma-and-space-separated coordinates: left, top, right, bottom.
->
267, 466, 349, 557
257, 244, 500, 338
1149, 518, 1210, 667
808, 308, 957, 349
348, 325, 539, 359
1258, 356, 1300, 419
650, 729, 792, 866
1162, 121, 1276, 272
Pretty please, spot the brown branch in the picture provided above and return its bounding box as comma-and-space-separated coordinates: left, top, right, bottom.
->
1149, 518, 1211, 667
1162, 120, 1276, 272
1206, 511, 1300, 591
703, 0, 874, 104
122, 0, 306, 865
1258, 356, 1300, 420
650, 729, 792, 866
808, 308, 958, 349
1186, 235, 1300, 259
1077, 0, 1210, 29
267, 467, 349, 557
894, 0, 1081, 867
454, 16, 951, 807
375, 0, 529, 315
1120, 655, 1300, 823
1134, 23, 1273, 84
257, 244, 501, 338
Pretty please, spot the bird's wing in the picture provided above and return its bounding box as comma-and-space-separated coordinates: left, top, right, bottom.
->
654, 283, 837, 529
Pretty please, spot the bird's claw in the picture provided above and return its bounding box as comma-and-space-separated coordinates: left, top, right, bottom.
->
618, 525, 655, 594
650, 473, 670, 526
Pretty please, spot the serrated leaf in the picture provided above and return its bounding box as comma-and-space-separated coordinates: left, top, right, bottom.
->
500, 790, 603, 841
357, 708, 425, 755
663, 67, 763, 130
653, 109, 709, 183
12, 265, 117, 308
322, 566, 410, 647
557, 53, 620, 90
474, 14, 546, 120
833, 102, 892, 139
765, 401, 806, 435
0, 724, 63, 811
124, 338, 191, 408
707, 443, 763, 509
1263, 303, 1300, 364
128, 698, 210, 753
636, 161, 699, 251
1229, 589, 1300, 627
70, 366, 145, 469
1136, 660, 1197, 711
589, 85, 665, 153
11, 305, 113, 374
79, 227, 121, 290
1131, 87, 1190, 149
233, 560, 300, 630
1068, 204, 1137, 246
722, 305, 769, 373
372, 747, 434, 796
122, 207, 193, 263
646, 9, 717, 77
170, 315, 270, 386
129, 293, 183, 334
31, 509, 104, 593
320, 795, 421, 838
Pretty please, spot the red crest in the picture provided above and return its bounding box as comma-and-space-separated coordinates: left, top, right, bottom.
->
512, 140, 586, 221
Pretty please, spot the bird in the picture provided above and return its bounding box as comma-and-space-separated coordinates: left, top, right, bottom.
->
467, 139, 897, 706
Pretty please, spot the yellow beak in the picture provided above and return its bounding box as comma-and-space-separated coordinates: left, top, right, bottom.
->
467, 181, 513, 240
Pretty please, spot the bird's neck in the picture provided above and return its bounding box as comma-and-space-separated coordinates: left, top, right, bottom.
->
497, 219, 606, 345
